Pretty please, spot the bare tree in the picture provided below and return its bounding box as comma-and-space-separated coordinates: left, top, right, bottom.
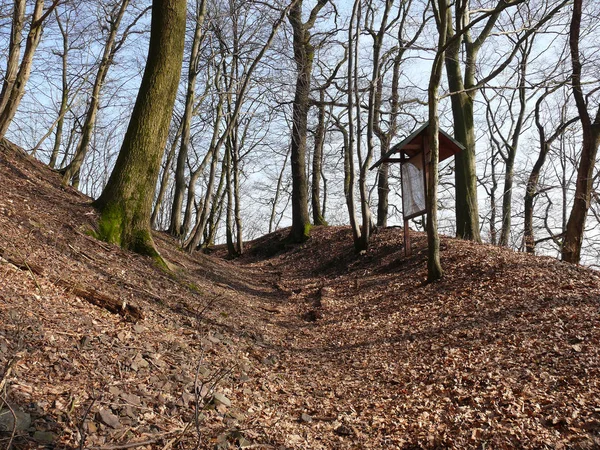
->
562, 0, 600, 264
287, 0, 329, 242
426, 0, 448, 282
60, 0, 148, 187
169, 0, 207, 237
0, 0, 61, 137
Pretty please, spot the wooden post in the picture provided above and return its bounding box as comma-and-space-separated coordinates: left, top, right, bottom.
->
404, 218, 411, 256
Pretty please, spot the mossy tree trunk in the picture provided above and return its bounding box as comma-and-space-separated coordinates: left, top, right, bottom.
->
443, 0, 567, 242
444, 31, 480, 241
442, 0, 511, 242
93, 0, 186, 258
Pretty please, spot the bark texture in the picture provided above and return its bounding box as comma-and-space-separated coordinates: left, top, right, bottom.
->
288, 0, 328, 243
169, 0, 206, 237
562, 0, 600, 264
93, 0, 186, 258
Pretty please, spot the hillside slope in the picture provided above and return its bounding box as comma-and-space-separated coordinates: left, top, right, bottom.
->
1, 139, 600, 449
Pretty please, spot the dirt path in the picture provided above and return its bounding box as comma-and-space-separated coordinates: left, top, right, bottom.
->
220, 227, 600, 449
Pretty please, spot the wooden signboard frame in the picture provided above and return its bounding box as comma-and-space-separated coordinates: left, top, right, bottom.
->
370, 122, 463, 256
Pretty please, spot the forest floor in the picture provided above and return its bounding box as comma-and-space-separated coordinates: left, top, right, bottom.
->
1, 139, 600, 449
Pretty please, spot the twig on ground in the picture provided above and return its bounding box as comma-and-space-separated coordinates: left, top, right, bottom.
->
195, 294, 220, 327
0, 356, 19, 394
0, 394, 17, 450
78, 385, 103, 450
192, 342, 236, 450
87, 438, 160, 450
161, 422, 191, 450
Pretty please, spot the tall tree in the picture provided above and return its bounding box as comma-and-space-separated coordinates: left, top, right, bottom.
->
93, 0, 186, 258
483, 33, 533, 247
373, 0, 427, 227
0, 0, 61, 138
311, 52, 346, 226
442, 0, 508, 242
523, 86, 577, 253
184, 1, 292, 252
60, 0, 143, 187
562, 0, 600, 264
343, 0, 362, 249
426, 0, 448, 282
365, 0, 394, 229
442, 0, 567, 241
288, 0, 329, 242
168, 0, 207, 237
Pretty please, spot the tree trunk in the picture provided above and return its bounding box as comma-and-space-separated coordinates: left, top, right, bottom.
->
169, 0, 206, 237
93, 0, 186, 259
225, 139, 236, 257
182, 82, 224, 241
444, 26, 480, 242
367, 0, 392, 230
151, 122, 183, 228
61, 0, 131, 186
269, 147, 290, 234
231, 126, 244, 254
288, 0, 320, 243
426, 0, 447, 282
525, 87, 578, 254
498, 41, 530, 247
50, 47, 68, 169
562, 0, 600, 264
311, 94, 327, 226
184, 137, 221, 252
489, 149, 498, 245
0, 0, 52, 138
0, 0, 26, 122
344, 0, 362, 249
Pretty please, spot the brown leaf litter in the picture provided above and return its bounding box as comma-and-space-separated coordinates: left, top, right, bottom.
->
1, 139, 600, 449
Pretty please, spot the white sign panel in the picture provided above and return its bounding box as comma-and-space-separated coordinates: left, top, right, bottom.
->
401, 153, 426, 218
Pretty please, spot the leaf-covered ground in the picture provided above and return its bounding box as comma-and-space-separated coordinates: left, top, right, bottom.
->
1, 139, 600, 449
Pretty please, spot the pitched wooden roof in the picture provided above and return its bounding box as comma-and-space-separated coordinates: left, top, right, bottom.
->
370, 122, 464, 170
